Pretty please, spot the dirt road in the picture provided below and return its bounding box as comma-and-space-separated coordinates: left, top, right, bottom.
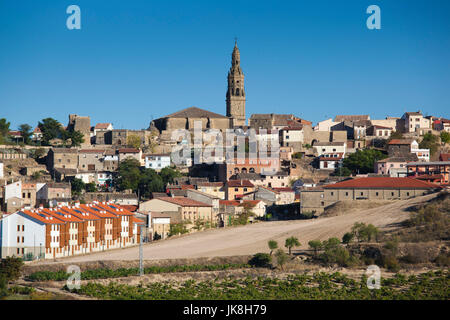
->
34, 193, 437, 265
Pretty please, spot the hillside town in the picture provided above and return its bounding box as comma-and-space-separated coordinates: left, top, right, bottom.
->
0, 43, 449, 260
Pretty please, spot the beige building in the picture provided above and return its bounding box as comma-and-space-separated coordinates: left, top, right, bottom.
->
225, 180, 255, 200
401, 111, 431, 133
139, 197, 214, 231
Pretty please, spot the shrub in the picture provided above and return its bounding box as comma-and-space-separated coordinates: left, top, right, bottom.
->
275, 249, 289, 270
285, 237, 301, 255
249, 253, 272, 268
0, 257, 24, 281
308, 240, 323, 258
434, 252, 450, 267
268, 240, 278, 256
383, 255, 400, 272
342, 232, 354, 244
362, 247, 383, 266
0, 275, 8, 298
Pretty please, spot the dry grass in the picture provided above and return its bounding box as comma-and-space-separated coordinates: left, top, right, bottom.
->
322, 200, 392, 217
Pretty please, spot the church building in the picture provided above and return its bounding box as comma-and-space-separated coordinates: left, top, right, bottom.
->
150, 41, 247, 137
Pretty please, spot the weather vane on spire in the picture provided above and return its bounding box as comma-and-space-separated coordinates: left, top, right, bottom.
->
234, 36, 238, 45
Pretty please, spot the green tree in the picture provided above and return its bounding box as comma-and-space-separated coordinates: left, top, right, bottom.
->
127, 134, 142, 150
159, 167, 181, 185
67, 130, 85, 147
85, 182, 97, 193
71, 178, 85, 196
0, 118, 11, 144
440, 131, 450, 144
169, 222, 188, 236
0, 257, 24, 281
115, 158, 142, 192
38, 118, 63, 145
342, 232, 355, 244
285, 236, 301, 255
18, 124, 33, 144
333, 166, 352, 177
275, 249, 289, 270
387, 131, 403, 142
138, 168, 165, 197
342, 149, 387, 174
268, 240, 278, 256
249, 253, 272, 268
419, 133, 439, 156
308, 240, 323, 258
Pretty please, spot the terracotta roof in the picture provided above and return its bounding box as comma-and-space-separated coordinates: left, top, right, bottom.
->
195, 182, 224, 187
323, 177, 440, 189
132, 216, 145, 225
120, 205, 138, 212
20, 209, 65, 225
79, 149, 106, 154
227, 180, 255, 188
158, 197, 212, 207
388, 139, 414, 145
272, 187, 295, 192
95, 123, 112, 130
118, 148, 140, 153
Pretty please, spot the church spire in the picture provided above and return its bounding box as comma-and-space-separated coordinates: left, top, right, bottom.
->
226, 40, 246, 127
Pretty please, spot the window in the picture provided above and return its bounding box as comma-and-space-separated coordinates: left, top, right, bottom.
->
17, 225, 20, 232
376, 192, 379, 196
234, 188, 238, 192
345, 192, 348, 196
22, 225, 25, 231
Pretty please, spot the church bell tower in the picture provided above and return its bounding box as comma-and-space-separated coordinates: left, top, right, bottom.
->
226, 40, 246, 127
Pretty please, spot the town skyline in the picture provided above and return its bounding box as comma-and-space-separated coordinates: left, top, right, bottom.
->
1, 0, 449, 130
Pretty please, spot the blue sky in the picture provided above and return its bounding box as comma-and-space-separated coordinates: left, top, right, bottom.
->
0, 0, 449, 130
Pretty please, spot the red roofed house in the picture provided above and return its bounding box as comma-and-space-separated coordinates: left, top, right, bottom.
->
319, 153, 344, 170
322, 177, 440, 207
225, 180, 255, 200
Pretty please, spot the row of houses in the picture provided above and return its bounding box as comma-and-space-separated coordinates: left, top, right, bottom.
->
0, 202, 144, 259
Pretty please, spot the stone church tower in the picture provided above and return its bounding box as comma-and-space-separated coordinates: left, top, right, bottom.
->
226, 41, 246, 127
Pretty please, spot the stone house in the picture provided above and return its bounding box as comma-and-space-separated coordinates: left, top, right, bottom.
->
225, 180, 255, 200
